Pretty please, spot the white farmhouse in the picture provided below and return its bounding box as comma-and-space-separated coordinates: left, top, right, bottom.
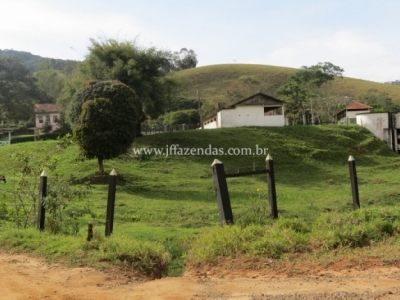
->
203, 93, 287, 129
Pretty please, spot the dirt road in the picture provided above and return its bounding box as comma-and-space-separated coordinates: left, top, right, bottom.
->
1, 253, 400, 299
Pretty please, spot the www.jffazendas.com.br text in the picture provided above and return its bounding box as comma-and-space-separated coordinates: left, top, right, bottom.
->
132, 144, 269, 157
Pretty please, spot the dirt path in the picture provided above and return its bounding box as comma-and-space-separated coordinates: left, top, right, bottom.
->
2, 253, 400, 300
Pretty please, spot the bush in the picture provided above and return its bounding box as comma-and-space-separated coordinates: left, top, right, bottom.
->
163, 110, 191, 125
10, 132, 69, 144
163, 109, 200, 125
52, 123, 72, 135
11, 136, 35, 144
100, 235, 171, 278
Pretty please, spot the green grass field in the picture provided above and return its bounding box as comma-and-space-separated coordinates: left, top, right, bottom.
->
1, 125, 400, 276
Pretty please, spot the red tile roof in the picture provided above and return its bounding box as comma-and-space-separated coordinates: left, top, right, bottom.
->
34, 103, 61, 114
345, 102, 372, 110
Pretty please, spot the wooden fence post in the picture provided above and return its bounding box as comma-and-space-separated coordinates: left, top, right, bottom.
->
266, 154, 278, 218
37, 170, 47, 231
211, 159, 233, 225
87, 222, 93, 241
348, 155, 360, 209
105, 169, 117, 237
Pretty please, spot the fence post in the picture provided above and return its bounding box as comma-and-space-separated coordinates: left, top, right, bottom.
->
87, 222, 93, 241
37, 170, 47, 231
348, 155, 360, 209
211, 159, 233, 225
266, 155, 278, 218
105, 169, 117, 236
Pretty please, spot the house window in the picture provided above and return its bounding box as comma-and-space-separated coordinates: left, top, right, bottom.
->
38, 116, 44, 124
349, 118, 357, 124
53, 115, 59, 123
264, 107, 282, 115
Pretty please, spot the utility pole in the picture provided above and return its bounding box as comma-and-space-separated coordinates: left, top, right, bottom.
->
311, 98, 315, 125
198, 90, 204, 129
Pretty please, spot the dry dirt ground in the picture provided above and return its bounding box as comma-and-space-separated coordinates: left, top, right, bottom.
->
2, 253, 400, 300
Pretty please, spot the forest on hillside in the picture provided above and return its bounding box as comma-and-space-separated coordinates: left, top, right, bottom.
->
0, 49, 78, 74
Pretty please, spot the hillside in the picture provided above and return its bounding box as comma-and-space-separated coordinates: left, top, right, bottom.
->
1, 125, 400, 278
0, 49, 78, 74
170, 64, 400, 106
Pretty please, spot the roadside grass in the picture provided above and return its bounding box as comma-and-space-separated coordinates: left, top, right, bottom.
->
0, 228, 170, 278
185, 207, 400, 266
1, 125, 400, 276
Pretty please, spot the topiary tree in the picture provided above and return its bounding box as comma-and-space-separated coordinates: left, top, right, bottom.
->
71, 80, 139, 174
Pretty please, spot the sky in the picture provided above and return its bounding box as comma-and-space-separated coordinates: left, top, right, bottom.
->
1, 0, 399, 83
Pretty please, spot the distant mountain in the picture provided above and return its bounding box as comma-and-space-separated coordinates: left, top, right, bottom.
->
0, 49, 79, 75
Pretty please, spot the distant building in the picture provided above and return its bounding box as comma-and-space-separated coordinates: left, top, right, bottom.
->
34, 103, 61, 133
334, 102, 373, 124
203, 93, 287, 129
356, 112, 400, 154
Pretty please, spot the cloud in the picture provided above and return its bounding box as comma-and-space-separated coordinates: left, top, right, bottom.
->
0, 1, 145, 60
266, 30, 395, 82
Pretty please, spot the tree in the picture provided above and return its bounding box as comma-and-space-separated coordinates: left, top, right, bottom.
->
71, 80, 139, 174
173, 48, 198, 70
79, 38, 176, 134
163, 109, 200, 125
163, 110, 191, 125
165, 97, 200, 112
34, 65, 66, 102
313, 95, 353, 124
359, 89, 400, 112
277, 79, 309, 125
0, 56, 44, 122
278, 62, 344, 125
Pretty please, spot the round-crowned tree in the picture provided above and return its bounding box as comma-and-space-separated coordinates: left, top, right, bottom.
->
71, 80, 139, 174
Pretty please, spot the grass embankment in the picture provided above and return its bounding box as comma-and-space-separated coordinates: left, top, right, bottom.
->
1, 125, 400, 276
170, 64, 400, 105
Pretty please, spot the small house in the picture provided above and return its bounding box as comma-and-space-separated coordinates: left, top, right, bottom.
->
203, 93, 287, 129
34, 103, 61, 133
334, 102, 372, 124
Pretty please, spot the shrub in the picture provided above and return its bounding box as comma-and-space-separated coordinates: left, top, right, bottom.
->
163, 110, 191, 125
11, 136, 35, 144
310, 208, 400, 249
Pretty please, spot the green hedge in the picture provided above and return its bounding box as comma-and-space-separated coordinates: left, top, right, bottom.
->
11, 132, 68, 144
10, 136, 35, 144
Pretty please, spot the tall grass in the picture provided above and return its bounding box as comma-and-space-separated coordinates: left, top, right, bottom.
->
186, 207, 400, 266
0, 228, 170, 278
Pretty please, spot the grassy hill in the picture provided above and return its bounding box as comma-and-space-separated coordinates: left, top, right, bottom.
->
170, 64, 400, 106
1, 125, 400, 275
